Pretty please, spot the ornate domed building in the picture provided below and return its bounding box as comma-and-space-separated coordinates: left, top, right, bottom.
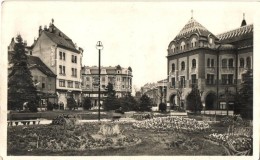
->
166, 14, 253, 112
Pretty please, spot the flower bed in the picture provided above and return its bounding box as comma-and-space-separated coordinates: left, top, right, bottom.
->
205, 133, 252, 155
8, 123, 141, 152
132, 116, 210, 132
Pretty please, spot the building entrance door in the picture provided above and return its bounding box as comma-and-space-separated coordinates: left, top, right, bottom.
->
205, 93, 217, 110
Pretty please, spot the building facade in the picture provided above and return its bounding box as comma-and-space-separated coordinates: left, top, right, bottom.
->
166, 15, 253, 111
81, 65, 133, 107
32, 19, 84, 108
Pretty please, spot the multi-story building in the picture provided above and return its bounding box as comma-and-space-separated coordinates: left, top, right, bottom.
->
166, 14, 253, 111
140, 79, 167, 107
32, 19, 84, 108
8, 39, 57, 108
81, 65, 132, 106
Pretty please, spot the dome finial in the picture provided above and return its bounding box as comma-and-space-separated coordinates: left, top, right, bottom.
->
191, 9, 194, 19
241, 13, 247, 27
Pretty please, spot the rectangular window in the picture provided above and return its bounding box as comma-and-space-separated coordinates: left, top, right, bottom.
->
102, 76, 105, 82
191, 74, 197, 84
219, 102, 226, 110
59, 65, 62, 74
229, 59, 234, 68
48, 84, 51, 90
122, 85, 125, 89
75, 69, 77, 77
228, 74, 233, 84
68, 81, 73, 88
74, 56, 77, 63
42, 83, 45, 89
71, 55, 74, 63
59, 80, 65, 87
71, 68, 74, 76
222, 59, 227, 68
63, 66, 66, 75
59, 52, 62, 60
86, 77, 90, 81
63, 52, 66, 60
171, 77, 175, 88
207, 74, 214, 85
180, 76, 185, 88
75, 82, 80, 88
221, 74, 228, 85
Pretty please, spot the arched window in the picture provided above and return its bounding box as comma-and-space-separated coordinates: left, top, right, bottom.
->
192, 59, 196, 68
240, 58, 244, 67
207, 58, 210, 67
229, 59, 234, 68
181, 61, 185, 70
191, 37, 197, 48
246, 57, 251, 68
222, 59, 227, 68
211, 59, 214, 67
171, 44, 175, 53
181, 41, 185, 51
171, 63, 175, 72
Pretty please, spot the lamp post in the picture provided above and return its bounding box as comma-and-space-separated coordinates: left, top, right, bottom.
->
96, 41, 103, 121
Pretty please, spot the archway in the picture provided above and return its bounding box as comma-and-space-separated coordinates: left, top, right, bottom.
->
205, 93, 217, 110
169, 94, 176, 105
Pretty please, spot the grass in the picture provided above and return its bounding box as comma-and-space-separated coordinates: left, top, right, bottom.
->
8, 122, 227, 156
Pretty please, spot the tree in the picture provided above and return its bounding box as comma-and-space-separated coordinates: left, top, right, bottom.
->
138, 94, 152, 112
119, 92, 138, 111
67, 95, 77, 110
186, 85, 203, 113
103, 83, 121, 111
235, 69, 253, 119
83, 97, 92, 110
8, 35, 39, 112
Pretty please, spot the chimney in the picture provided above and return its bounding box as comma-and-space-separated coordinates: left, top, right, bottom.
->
49, 23, 52, 32
39, 26, 42, 36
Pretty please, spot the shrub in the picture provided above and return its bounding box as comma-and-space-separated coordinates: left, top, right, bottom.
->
159, 103, 167, 112
47, 102, 54, 111
67, 97, 77, 110
27, 100, 38, 112
83, 97, 92, 110
138, 94, 152, 112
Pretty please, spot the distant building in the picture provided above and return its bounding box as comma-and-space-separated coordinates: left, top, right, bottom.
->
140, 79, 167, 107
8, 40, 56, 107
81, 65, 133, 106
166, 14, 253, 111
31, 19, 84, 108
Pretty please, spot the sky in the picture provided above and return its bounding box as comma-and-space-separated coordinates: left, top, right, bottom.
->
1, 1, 258, 92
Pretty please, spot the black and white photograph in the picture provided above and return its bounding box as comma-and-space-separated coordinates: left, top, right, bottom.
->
0, 1, 259, 158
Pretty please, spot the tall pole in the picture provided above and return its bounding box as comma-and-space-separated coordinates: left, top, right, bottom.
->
96, 41, 103, 121
98, 48, 101, 121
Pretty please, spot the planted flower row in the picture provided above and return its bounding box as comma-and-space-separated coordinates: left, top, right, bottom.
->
132, 116, 210, 132
206, 133, 252, 153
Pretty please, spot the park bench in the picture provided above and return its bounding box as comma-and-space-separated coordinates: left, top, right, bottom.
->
7, 119, 41, 126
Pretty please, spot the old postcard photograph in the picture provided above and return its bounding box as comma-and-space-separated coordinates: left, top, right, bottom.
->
0, 1, 259, 159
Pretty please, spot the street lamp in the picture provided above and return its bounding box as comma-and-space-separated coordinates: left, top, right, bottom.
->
96, 41, 103, 121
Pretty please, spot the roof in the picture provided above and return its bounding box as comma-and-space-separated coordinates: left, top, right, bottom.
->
174, 18, 218, 40
41, 24, 80, 53
28, 56, 56, 77
216, 24, 253, 42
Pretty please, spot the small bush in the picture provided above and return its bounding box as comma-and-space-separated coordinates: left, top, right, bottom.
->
47, 102, 54, 111
83, 97, 92, 110
159, 103, 167, 112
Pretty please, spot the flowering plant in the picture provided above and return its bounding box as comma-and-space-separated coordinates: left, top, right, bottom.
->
133, 116, 210, 133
